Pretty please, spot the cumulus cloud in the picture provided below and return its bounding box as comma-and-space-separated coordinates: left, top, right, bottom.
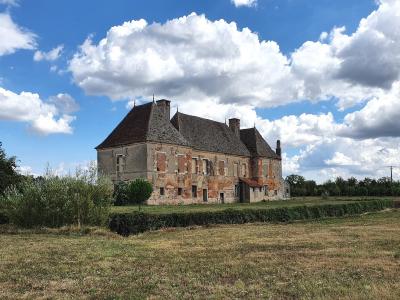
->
231, 0, 257, 8
0, 13, 36, 56
0, 87, 77, 135
68, 1, 400, 182
0, 0, 18, 6
338, 82, 400, 139
33, 45, 63, 62
69, 0, 400, 110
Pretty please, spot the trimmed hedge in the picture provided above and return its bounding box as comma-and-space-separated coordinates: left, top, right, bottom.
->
109, 199, 394, 236
0, 210, 8, 225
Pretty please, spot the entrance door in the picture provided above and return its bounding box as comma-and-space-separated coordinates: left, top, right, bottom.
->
203, 189, 208, 202
220, 192, 225, 204
239, 182, 244, 203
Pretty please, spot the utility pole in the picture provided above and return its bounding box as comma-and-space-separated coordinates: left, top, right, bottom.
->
390, 166, 393, 184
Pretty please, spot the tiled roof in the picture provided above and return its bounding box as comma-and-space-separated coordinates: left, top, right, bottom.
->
171, 112, 250, 157
96, 102, 189, 149
240, 128, 280, 159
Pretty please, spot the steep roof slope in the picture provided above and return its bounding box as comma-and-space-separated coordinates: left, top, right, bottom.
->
96, 102, 189, 149
240, 128, 280, 159
171, 112, 250, 157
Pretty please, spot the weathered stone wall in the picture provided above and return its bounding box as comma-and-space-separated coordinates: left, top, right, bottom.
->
97, 142, 287, 205
146, 143, 250, 205
97, 143, 148, 182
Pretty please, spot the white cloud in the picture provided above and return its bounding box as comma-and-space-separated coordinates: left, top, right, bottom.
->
339, 82, 400, 139
33, 45, 63, 62
231, 0, 257, 8
0, 0, 18, 6
0, 87, 77, 135
0, 13, 36, 56
69, 0, 400, 111
49, 93, 80, 114
67, 1, 400, 182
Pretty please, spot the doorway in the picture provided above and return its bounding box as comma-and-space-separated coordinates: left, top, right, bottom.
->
203, 189, 208, 202
220, 192, 224, 204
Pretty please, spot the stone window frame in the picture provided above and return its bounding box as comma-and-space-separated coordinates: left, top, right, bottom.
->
116, 154, 125, 173
233, 163, 238, 177
178, 187, 183, 196
218, 160, 226, 176
177, 154, 186, 174
160, 187, 165, 197
156, 151, 167, 173
192, 157, 199, 174
242, 163, 247, 177
202, 159, 209, 175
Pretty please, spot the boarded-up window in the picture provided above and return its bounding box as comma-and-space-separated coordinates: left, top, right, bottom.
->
218, 161, 225, 176
233, 163, 238, 177
157, 152, 166, 172
202, 159, 208, 175
242, 163, 247, 177
263, 162, 268, 177
178, 155, 185, 173
116, 155, 124, 173
192, 158, 198, 174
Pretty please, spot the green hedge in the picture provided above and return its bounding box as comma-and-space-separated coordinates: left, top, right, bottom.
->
109, 199, 394, 236
0, 210, 8, 225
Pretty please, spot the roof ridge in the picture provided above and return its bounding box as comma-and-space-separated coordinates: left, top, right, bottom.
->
177, 112, 228, 127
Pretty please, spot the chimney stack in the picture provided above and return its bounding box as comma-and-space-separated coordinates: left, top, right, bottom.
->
229, 118, 240, 137
276, 140, 281, 157
156, 99, 171, 121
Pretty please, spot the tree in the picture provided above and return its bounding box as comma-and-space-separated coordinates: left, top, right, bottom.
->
113, 181, 129, 206
0, 142, 22, 195
127, 178, 153, 210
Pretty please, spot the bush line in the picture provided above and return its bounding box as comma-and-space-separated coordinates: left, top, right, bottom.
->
109, 199, 394, 236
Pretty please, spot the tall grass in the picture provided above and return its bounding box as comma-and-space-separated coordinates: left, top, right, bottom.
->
0, 163, 113, 228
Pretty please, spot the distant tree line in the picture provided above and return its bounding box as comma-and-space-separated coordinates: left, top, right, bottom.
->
286, 174, 400, 197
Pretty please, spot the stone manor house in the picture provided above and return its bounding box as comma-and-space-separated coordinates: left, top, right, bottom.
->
97, 99, 289, 205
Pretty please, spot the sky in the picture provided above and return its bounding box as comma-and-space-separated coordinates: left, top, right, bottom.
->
1, 0, 400, 182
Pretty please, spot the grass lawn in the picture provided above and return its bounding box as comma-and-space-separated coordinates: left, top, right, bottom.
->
0, 209, 399, 299
110, 196, 386, 214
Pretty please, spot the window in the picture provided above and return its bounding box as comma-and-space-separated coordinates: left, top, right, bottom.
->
233, 163, 238, 177
203, 189, 208, 202
192, 158, 198, 174
116, 155, 124, 173
178, 155, 186, 173
202, 159, 208, 175
264, 186, 268, 196
274, 190, 278, 196
192, 185, 197, 198
160, 187, 165, 196
178, 187, 183, 196
263, 162, 268, 177
218, 161, 225, 176
242, 163, 247, 177
234, 184, 239, 197
157, 152, 166, 172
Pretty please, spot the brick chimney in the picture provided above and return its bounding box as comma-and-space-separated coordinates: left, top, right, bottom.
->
276, 140, 281, 157
229, 118, 240, 137
156, 99, 171, 121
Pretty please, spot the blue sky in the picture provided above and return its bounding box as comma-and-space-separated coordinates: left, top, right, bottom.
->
1, 0, 399, 182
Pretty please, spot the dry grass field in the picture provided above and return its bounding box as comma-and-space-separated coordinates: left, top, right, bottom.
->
0, 209, 399, 299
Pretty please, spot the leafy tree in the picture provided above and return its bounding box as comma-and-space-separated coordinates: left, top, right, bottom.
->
113, 181, 129, 206
127, 178, 153, 210
0, 142, 22, 195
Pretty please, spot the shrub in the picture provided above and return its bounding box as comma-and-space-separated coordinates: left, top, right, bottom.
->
0, 166, 113, 228
113, 181, 129, 206
126, 178, 153, 208
109, 199, 394, 236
